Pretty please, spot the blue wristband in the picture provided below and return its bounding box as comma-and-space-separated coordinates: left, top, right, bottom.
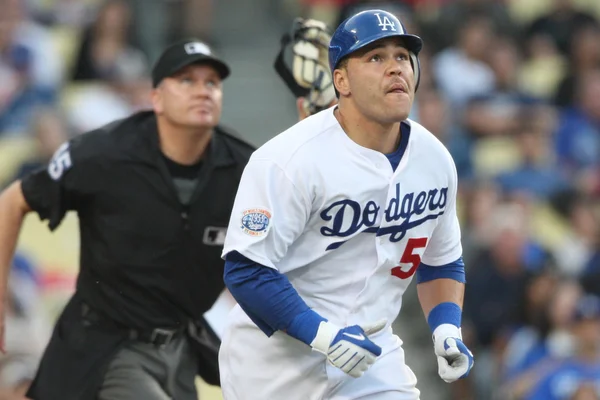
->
427, 302, 462, 332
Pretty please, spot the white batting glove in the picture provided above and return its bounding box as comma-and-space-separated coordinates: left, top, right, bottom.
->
310, 319, 387, 378
432, 324, 474, 383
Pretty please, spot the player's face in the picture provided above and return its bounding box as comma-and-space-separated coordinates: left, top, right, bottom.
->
338, 37, 415, 123
153, 64, 223, 129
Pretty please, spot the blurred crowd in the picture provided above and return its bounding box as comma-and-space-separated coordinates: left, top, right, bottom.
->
0, 0, 599, 399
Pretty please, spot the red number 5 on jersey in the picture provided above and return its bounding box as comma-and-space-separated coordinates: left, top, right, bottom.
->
391, 237, 428, 279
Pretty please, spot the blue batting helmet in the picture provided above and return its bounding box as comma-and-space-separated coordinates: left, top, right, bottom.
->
329, 9, 423, 90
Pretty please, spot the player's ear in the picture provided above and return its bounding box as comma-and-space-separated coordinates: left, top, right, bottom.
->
296, 97, 309, 121
151, 87, 164, 114
333, 68, 350, 97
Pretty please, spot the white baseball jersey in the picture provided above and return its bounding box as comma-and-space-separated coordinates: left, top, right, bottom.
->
219, 106, 462, 400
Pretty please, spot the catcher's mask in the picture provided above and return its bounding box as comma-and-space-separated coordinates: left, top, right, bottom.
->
274, 18, 336, 116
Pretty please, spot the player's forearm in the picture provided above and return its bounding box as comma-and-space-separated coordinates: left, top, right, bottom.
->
416, 278, 464, 320
418, 278, 465, 335
418, 273, 474, 382
224, 251, 325, 343
0, 181, 31, 298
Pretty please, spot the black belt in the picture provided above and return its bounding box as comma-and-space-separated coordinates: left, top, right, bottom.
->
81, 303, 183, 348
127, 327, 180, 347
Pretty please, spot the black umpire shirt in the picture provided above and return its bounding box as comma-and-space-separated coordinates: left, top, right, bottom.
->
22, 110, 254, 399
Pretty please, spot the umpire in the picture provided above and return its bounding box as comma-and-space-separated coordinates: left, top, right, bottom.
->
0, 38, 253, 399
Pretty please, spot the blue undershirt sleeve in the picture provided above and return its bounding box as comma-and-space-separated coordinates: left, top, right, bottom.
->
223, 251, 326, 345
416, 257, 466, 284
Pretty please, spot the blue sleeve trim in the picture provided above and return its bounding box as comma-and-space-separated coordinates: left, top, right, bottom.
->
427, 302, 462, 332
416, 257, 466, 284
223, 251, 323, 345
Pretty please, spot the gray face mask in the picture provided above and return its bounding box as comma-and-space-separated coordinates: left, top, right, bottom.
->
274, 18, 336, 116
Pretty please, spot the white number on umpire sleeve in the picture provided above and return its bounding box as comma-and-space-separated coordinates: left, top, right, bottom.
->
47, 142, 72, 181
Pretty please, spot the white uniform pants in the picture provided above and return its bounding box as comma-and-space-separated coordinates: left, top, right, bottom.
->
219, 322, 420, 400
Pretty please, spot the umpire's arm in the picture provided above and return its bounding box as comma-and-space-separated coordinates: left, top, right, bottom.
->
0, 181, 33, 352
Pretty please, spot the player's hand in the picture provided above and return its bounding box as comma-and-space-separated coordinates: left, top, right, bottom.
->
432, 324, 474, 383
310, 319, 387, 378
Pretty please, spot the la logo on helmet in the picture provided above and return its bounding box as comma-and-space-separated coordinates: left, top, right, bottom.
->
374, 13, 396, 32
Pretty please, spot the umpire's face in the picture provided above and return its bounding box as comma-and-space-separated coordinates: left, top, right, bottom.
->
152, 63, 223, 129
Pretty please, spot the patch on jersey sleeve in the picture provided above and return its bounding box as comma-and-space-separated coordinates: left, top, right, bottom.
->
47, 142, 72, 181
241, 208, 272, 236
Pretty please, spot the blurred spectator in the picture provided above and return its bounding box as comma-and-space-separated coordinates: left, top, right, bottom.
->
551, 193, 599, 277
0, 253, 49, 399
432, 12, 495, 112
28, 0, 97, 29
554, 69, 600, 178
414, 87, 452, 143
502, 268, 558, 380
0, 11, 55, 137
554, 23, 600, 109
464, 202, 539, 398
495, 107, 569, 200
570, 384, 600, 400
464, 37, 538, 139
518, 32, 567, 100
464, 203, 551, 345
525, 0, 598, 57
66, 0, 153, 134
7, 108, 69, 184
578, 202, 600, 294
581, 247, 600, 295
415, 88, 472, 178
71, 0, 148, 83
66, 68, 152, 133
1, 0, 62, 88
525, 294, 600, 400
421, 0, 516, 53
460, 180, 501, 264
501, 280, 583, 399
547, 281, 583, 345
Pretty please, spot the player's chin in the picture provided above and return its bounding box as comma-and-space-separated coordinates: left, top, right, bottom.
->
187, 114, 218, 129
385, 96, 411, 115
381, 108, 410, 123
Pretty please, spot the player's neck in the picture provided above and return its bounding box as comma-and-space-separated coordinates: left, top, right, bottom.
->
334, 106, 400, 154
157, 119, 213, 165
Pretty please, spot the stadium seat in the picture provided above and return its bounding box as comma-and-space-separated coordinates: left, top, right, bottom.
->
471, 137, 521, 178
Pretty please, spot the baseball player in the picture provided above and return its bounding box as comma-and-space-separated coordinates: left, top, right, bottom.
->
219, 9, 474, 400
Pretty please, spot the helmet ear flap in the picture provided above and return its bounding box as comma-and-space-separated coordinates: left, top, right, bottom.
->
409, 52, 421, 92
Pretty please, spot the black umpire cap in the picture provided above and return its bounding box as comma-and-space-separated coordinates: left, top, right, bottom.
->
151, 39, 230, 87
